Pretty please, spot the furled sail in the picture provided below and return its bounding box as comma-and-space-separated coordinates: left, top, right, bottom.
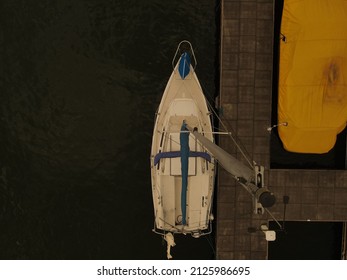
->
278, 0, 347, 153
178, 52, 191, 79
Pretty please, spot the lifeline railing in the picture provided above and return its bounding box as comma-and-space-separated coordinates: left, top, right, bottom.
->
172, 40, 197, 71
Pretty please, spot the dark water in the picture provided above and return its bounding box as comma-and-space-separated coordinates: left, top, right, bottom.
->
268, 221, 343, 260
0, 0, 219, 259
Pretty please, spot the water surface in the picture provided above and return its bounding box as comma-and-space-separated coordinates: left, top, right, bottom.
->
0, 0, 219, 259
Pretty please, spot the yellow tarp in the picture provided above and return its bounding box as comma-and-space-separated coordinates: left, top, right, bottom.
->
278, 0, 347, 153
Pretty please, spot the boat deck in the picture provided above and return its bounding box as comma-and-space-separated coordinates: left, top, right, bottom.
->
217, 0, 347, 259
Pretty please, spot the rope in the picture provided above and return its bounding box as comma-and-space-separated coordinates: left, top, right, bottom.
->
205, 95, 254, 169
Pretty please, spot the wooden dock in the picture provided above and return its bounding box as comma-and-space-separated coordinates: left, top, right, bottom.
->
216, 0, 347, 259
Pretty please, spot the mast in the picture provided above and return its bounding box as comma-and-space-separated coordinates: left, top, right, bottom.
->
180, 121, 189, 225
188, 126, 276, 211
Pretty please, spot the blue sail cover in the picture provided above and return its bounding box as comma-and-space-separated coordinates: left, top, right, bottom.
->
178, 52, 191, 79
180, 121, 189, 225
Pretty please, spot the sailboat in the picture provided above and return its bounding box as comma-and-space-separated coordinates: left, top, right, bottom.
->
150, 41, 215, 240
150, 41, 276, 259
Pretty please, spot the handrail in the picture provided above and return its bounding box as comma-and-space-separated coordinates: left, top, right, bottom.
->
172, 40, 197, 71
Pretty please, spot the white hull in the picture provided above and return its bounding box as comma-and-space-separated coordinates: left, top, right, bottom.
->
150, 43, 215, 237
